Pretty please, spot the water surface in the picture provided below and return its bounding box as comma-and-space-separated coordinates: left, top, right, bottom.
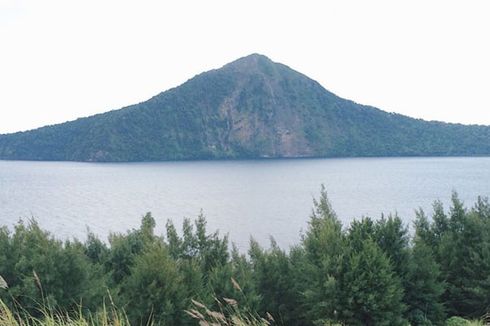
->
1, 157, 489, 250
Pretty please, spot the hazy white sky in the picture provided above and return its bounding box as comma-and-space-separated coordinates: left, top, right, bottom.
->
1, 0, 489, 134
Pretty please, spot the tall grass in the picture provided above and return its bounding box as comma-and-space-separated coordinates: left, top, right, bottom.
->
0, 299, 131, 326
1, 274, 488, 326
0, 298, 274, 326
0, 274, 129, 326
0, 275, 273, 326
184, 296, 273, 326
184, 278, 274, 326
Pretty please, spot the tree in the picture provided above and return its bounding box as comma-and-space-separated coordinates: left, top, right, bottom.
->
106, 213, 158, 286
207, 245, 261, 314
123, 243, 185, 325
165, 213, 229, 272
405, 239, 446, 325
437, 194, 490, 317
416, 194, 490, 318
0, 219, 105, 314
338, 237, 406, 325
373, 214, 410, 279
249, 238, 303, 325
301, 186, 345, 324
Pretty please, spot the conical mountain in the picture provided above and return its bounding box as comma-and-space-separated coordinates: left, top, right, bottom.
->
0, 54, 489, 161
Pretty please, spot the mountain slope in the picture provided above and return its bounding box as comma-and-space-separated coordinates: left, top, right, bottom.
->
1, 54, 489, 161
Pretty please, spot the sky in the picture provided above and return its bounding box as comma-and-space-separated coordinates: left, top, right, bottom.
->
1, 0, 489, 134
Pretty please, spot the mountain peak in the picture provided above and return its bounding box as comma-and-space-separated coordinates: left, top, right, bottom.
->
230, 53, 272, 64
223, 53, 276, 73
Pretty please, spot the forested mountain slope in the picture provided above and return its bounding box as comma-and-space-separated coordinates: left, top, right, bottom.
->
1, 54, 489, 161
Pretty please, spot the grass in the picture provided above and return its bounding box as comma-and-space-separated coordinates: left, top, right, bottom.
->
0, 276, 272, 326
1, 274, 488, 326
184, 298, 273, 326
1, 298, 489, 326
0, 298, 274, 326
0, 299, 131, 326
183, 278, 274, 326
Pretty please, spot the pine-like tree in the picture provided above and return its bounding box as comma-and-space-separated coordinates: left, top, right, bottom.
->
123, 243, 186, 325
405, 239, 446, 325
338, 237, 406, 326
301, 185, 345, 324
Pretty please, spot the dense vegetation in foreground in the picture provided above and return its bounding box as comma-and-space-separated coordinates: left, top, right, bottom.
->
1, 188, 490, 325
1, 54, 490, 162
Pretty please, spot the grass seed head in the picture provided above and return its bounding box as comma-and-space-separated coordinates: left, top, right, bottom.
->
230, 278, 242, 292
0, 275, 7, 289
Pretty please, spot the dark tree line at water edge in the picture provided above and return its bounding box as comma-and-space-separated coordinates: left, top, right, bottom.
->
1, 187, 490, 325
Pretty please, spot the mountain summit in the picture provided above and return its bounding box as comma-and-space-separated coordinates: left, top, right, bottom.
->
0, 54, 489, 161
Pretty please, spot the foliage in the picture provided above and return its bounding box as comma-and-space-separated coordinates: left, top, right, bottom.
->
404, 239, 446, 325
445, 316, 486, 326
1, 188, 490, 325
122, 243, 185, 325
1, 54, 490, 161
0, 297, 130, 326
415, 194, 490, 319
185, 293, 274, 326
248, 239, 302, 325
338, 238, 405, 325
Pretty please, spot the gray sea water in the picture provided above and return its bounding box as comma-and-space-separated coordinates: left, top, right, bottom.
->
0, 157, 489, 250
